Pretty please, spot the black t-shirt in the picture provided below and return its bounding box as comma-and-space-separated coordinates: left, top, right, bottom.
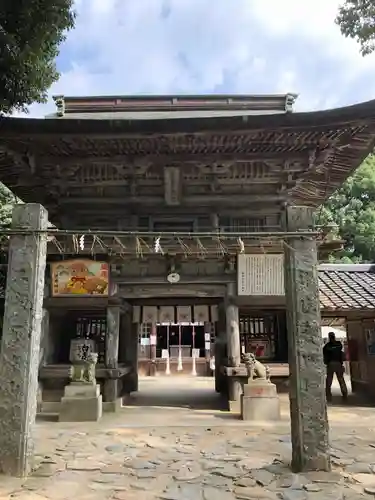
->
323, 340, 343, 364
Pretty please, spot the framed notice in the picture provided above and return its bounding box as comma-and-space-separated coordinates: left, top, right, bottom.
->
51, 259, 109, 296
192, 348, 200, 359
161, 349, 169, 359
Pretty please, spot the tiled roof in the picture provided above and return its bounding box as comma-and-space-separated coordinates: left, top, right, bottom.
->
319, 264, 375, 311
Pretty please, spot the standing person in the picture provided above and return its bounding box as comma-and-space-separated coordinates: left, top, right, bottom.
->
323, 331, 348, 401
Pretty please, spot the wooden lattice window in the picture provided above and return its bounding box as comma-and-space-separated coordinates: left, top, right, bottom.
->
75, 317, 107, 364
239, 313, 279, 360
220, 217, 266, 233
153, 220, 195, 232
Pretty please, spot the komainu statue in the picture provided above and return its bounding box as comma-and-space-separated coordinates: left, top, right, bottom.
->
69, 352, 98, 386
242, 352, 271, 381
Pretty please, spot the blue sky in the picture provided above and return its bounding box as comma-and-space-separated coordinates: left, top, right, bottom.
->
28, 0, 375, 117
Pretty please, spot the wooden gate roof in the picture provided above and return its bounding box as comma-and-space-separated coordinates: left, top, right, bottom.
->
1, 96, 375, 226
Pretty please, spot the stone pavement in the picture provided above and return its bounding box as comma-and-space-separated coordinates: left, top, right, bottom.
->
1, 377, 375, 499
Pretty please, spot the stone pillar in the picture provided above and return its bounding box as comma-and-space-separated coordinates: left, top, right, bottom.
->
226, 283, 242, 408
0, 204, 48, 477
283, 205, 330, 472
104, 305, 120, 405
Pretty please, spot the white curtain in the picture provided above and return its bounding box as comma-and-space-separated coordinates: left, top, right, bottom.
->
159, 306, 175, 323
194, 305, 209, 323
142, 306, 158, 324
210, 305, 219, 322
177, 306, 192, 323
132, 305, 141, 323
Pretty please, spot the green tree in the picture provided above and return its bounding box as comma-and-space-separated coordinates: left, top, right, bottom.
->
318, 155, 375, 262
0, 183, 16, 228
336, 0, 375, 55
0, 0, 75, 114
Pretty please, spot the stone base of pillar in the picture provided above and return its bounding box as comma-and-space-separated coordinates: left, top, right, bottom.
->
59, 384, 103, 422
149, 361, 157, 377
103, 399, 122, 413
228, 399, 241, 413
228, 378, 242, 412
103, 379, 118, 403
131, 371, 139, 392
241, 380, 281, 421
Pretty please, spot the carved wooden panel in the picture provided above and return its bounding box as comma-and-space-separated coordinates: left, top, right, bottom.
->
164, 166, 181, 205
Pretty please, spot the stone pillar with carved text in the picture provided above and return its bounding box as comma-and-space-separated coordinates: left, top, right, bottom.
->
0, 204, 48, 477
283, 205, 330, 472
226, 283, 242, 409
104, 305, 120, 407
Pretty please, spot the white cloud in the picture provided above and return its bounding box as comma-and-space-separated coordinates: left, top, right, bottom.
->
24, 0, 375, 117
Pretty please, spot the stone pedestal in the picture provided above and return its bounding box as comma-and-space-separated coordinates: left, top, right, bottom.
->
59, 384, 102, 422
241, 380, 281, 421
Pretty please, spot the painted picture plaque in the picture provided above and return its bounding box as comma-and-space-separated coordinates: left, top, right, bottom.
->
51, 259, 109, 296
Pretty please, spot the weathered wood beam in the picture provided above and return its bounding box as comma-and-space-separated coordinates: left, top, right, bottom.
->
59, 194, 286, 206
112, 275, 235, 285
63, 206, 283, 216
38, 151, 311, 165
117, 284, 227, 299
163, 166, 181, 205
44, 176, 295, 188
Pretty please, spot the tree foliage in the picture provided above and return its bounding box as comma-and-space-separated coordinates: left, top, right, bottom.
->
318, 155, 375, 262
0, 0, 75, 114
336, 0, 375, 55
0, 183, 16, 228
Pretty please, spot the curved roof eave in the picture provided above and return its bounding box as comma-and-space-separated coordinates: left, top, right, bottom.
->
2, 98, 375, 136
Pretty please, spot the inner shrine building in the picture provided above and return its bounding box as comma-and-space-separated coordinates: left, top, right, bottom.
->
1, 93, 375, 474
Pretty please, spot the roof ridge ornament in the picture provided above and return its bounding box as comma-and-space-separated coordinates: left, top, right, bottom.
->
285, 93, 299, 113
53, 95, 65, 117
